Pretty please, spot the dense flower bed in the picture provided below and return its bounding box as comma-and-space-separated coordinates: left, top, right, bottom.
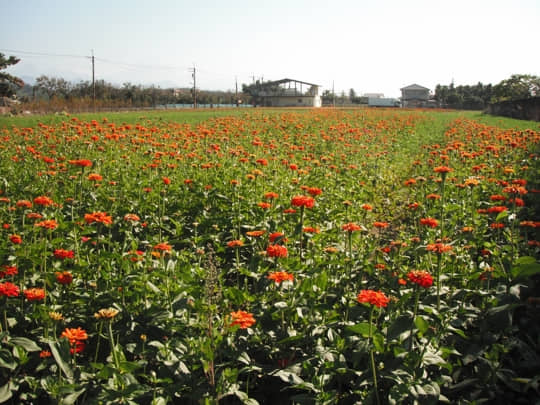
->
0, 109, 539, 404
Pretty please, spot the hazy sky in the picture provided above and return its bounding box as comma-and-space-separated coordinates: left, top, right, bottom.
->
1, 0, 539, 97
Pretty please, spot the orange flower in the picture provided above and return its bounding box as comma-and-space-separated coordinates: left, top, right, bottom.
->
55, 271, 73, 285
426, 193, 441, 200
361, 204, 373, 211
373, 221, 389, 229
303, 226, 320, 234
16, 200, 32, 208
60, 327, 88, 345
307, 187, 322, 196
246, 230, 266, 237
342, 222, 361, 232
257, 202, 271, 209
420, 218, 438, 228
0, 265, 17, 278
291, 195, 315, 208
0, 281, 20, 297
33, 196, 54, 206
68, 159, 92, 167
54, 249, 75, 259
162, 177, 171, 185
407, 270, 433, 288
153, 242, 172, 252
123, 213, 140, 222
84, 212, 113, 225
426, 243, 452, 254
266, 244, 288, 258
434, 166, 452, 174
35, 219, 58, 230
357, 289, 390, 308
269, 232, 287, 243
9, 234, 22, 244
227, 240, 244, 248
24, 288, 46, 301
87, 173, 103, 181
264, 192, 279, 199
230, 310, 256, 329
268, 271, 294, 284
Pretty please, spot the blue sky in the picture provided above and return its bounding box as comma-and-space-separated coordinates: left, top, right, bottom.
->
1, 0, 539, 97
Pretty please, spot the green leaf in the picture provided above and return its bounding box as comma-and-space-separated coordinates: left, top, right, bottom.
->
511, 259, 540, 280
495, 210, 508, 222
414, 316, 429, 336
48, 340, 73, 380
0, 382, 13, 403
372, 332, 384, 353
272, 369, 304, 385
346, 322, 371, 337
9, 337, 41, 352
62, 388, 85, 405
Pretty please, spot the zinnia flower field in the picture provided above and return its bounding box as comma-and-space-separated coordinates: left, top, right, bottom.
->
0, 109, 539, 404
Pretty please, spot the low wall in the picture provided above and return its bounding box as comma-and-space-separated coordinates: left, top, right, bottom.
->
487, 97, 540, 122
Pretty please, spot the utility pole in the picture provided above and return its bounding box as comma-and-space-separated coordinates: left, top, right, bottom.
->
91, 50, 96, 112
332, 80, 335, 108
235, 76, 239, 107
189, 66, 197, 108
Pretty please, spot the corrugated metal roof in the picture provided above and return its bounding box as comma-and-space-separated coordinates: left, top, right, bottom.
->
400, 84, 430, 91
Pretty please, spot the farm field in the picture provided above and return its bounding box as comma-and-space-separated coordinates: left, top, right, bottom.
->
0, 108, 539, 404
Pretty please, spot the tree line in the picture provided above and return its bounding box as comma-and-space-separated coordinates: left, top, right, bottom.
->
1, 52, 539, 112
434, 74, 540, 110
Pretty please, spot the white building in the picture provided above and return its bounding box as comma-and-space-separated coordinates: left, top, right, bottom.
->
255, 78, 321, 107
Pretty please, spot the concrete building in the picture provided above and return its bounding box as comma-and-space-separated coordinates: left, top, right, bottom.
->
255, 78, 321, 107
400, 84, 430, 107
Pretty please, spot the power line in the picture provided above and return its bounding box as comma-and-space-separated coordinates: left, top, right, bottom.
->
0, 48, 89, 59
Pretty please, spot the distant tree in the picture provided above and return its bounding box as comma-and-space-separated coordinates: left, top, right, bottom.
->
0, 53, 24, 97
34, 75, 71, 99
349, 88, 356, 102
492, 74, 540, 102
321, 90, 335, 105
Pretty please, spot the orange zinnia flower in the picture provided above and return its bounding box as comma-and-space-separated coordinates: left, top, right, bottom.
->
342, 222, 361, 232
34, 196, 54, 206
227, 240, 244, 248
9, 234, 22, 244
55, 271, 73, 285
87, 173, 103, 181
16, 200, 32, 208
264, 192, 279, 199
357, 289, 390, 308
268, 271, 294, 284
0, 281, 20, 297
68, 159, 92, 168
35, 219, 58, 230
246, 230, 266, 237
153, 242, 172, 252
266, 244, 288, 258
434, 166, 452, 174
420, 218, 438, 228
291, 195, 315, 208
124, 213, 140, 222
24, 288, 46, 301
230, 310, 256, 329
54, 249, 75, 259
407, 270, 433, 288
84, 212, 113, 225
373, 221, 389, 229
426, 243, 452, 254
60, 327, 88, 345
269, 232, 287, 243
